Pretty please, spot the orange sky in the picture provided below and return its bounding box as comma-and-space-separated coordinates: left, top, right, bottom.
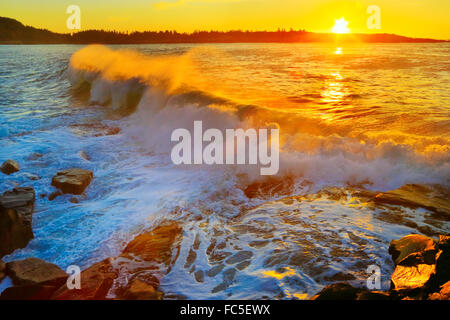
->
1, 0, 449, 39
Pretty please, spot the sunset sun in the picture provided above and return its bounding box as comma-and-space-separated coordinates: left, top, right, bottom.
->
332, 17, 350, 34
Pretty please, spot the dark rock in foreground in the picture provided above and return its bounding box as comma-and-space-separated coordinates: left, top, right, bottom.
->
0, 187, 35, 258
52, 259, 117, 300
311, 283, 362, 300
0, 258, 68, 300
6, 258, 68, 286
312, 233, 450, 300
0, 160, 20, 175
52, 221, 182, 300
0, 260, 5, 281
51, 168, 93, 195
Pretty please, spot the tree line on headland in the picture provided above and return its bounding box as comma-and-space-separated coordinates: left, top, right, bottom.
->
0, 17, 447, 44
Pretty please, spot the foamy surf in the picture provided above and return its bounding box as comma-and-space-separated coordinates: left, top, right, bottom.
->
68, 44, 449, 191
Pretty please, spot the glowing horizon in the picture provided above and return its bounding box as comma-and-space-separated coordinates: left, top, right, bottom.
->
1, 0, 449, 40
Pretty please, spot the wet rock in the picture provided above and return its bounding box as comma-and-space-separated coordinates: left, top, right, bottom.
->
48, 190, 62, 201
225, 250, 253, 265
119, 278, 163, 300
69, 197, 79, 203
194, 270, 204, 283
51, 168, 93, 195
389, 234, 437, 266
427, 235, 450, 290
0, 283, 62, 300
79, 150, 90, 161
6, 258, 67, 286
0, 160, 20, 175
428, 281, 450, 300
52, 258, 117, 300
184, 248, 197, 269
121, 221, 182, 265
0, 260, 5, 281
373, 184, 450, 214
206, 264, 225, 277
69, 123, 121, 137
26, 153, 43, 161
389, 234, 438, 291
52, 221, 182, 300
311, 283, 362, 300
22, 172, 40, 181
115, 221, 183, 297
356, 290, 390, 300
391, 264, 436, 291
243, 176, 294, 199
0, 187, 35, 257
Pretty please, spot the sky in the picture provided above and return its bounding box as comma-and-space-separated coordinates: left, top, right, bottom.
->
1, 0, 449, 39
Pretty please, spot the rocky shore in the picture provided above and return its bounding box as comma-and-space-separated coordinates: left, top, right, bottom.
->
0, 158, 449, 300
312, 234, 450, 300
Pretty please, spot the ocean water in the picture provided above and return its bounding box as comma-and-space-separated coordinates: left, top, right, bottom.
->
0, 43, 449, 299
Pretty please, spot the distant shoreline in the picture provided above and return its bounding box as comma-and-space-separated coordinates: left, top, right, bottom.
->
1, 16, 448, 45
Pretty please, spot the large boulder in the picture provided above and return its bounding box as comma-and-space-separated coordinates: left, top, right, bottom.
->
389, 235, 438, 291
6, 258, 68, 286
0, 160, 19, 175
391, 264, 436, 291
0, 187, 35, 257
51, 168, 93, 195
388, 234, 437, 266
51, 259, 118, 300
0, 258, 68, 300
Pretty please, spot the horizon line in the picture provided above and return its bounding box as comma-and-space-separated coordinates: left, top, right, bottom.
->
1, 16, 449, 42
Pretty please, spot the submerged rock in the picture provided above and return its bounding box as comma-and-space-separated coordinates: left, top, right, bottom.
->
51, 168, 93, 195
48, 190, 62, 201
6, 258, 67, 286
0, 160, 19, 175
0, 187, 35, 257
69, 123, 121, 137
